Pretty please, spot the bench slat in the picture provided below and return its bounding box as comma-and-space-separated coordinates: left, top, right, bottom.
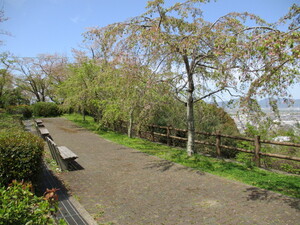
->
58, 146, 78, 160
35, 119, 43, 124
39, 127, 49, 135
46, 137, 57, 147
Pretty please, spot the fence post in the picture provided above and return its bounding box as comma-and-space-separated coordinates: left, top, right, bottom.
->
216, 130, 221, 157
151, 125, 155, 142
167, 126, 171, 146
254, 135, 261, 167
173, 129, 177, 147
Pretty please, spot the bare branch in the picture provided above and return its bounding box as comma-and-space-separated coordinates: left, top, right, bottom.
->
194, 88, 225, 103
196, 63, 218, 70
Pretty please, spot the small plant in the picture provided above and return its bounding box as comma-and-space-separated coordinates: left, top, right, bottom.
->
280, 163, 300, 174
99, 222, 115, 225
72, 194, 81, 202
93, 204, 105, 220
235, 152, 255, 169
43, 188, 60, 214
0, 180, 56, 225
45, 152, 62, 173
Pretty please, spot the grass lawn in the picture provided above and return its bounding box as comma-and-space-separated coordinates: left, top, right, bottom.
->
64, 114, 300, 199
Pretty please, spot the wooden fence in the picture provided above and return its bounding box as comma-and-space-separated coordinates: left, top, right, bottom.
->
146, 124, 300, 167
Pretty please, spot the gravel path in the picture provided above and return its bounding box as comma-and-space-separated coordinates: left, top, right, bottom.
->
43, 117, 300, 225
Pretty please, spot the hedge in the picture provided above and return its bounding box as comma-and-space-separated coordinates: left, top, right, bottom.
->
0, 130, 44, 186
32, 102, 61, 117
5, 105, 33, 119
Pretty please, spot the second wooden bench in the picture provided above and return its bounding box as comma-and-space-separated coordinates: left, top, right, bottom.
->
46, 137, 78, 171
34, 119, 51, 140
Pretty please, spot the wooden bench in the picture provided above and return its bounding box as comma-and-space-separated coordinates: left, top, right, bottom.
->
39, 127, 50, 136
58, 146, 78, 160
46, 137, 78, 171
37, 126, 51, 139
35, 119, 44, 127
34, 119, 51, 139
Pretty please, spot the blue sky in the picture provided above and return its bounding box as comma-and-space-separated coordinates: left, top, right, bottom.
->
1, 0, 300, 98
1, 0, 298, 57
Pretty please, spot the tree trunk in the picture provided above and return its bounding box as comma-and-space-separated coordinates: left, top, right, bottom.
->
35, 93, 41, 102
186, 90, 195, 156
184, 55, 195, 156
41, 94, 46, 102
82, 107, 86, 121
128, 108, 134, 138
94, 110, 102, 123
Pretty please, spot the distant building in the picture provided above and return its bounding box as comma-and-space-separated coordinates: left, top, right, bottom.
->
272, 136, 291, 142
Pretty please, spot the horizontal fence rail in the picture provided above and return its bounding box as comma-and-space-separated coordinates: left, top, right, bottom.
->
146, 124, 300, 167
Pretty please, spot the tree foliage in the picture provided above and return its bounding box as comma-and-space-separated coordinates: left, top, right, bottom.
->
0, 53, 14, 108
83, 0, 299, 155
14, 54, 68, 103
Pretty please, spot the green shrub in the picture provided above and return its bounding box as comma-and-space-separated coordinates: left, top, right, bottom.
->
5, 105, 33, 119
0, 130, 44, 186
22, 105, 33, 119
0, 113, 23, 132
0, 180, 55, 225
279, 162, 300, 174
32, 102, 61, 117
236, 152, 256, 169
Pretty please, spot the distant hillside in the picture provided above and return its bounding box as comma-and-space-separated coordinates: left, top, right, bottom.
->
217, 98, 300, 109
258, 99, 300, 109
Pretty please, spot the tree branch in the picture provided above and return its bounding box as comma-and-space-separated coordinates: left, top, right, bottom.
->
196, 63, 218, 70
194, 88, 225, 103
239, 26, 280, 34
245, 59, 290, 100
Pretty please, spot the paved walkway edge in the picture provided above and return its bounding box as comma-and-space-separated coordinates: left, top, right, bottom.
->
68, 196, 98, 225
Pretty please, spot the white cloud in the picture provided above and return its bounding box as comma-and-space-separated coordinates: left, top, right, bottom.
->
70, 16, 85, 24
70, 16, 78, 23
70, 16, 80, 24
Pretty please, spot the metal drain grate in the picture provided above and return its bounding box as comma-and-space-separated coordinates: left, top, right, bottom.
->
41, 165, 89, 225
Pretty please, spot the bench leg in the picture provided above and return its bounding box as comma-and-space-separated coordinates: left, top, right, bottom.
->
54, 147, 64, 170
46, 141, 56, 163
60, 159, 69, 171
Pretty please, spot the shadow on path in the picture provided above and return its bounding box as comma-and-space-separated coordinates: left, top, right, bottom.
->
143, 159, 206, 175
246, 187, 300, 211
143, 159, 175, 172
68, 161, 85, 171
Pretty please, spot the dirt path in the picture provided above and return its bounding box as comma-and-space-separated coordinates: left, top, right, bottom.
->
43, 117, 300, 225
